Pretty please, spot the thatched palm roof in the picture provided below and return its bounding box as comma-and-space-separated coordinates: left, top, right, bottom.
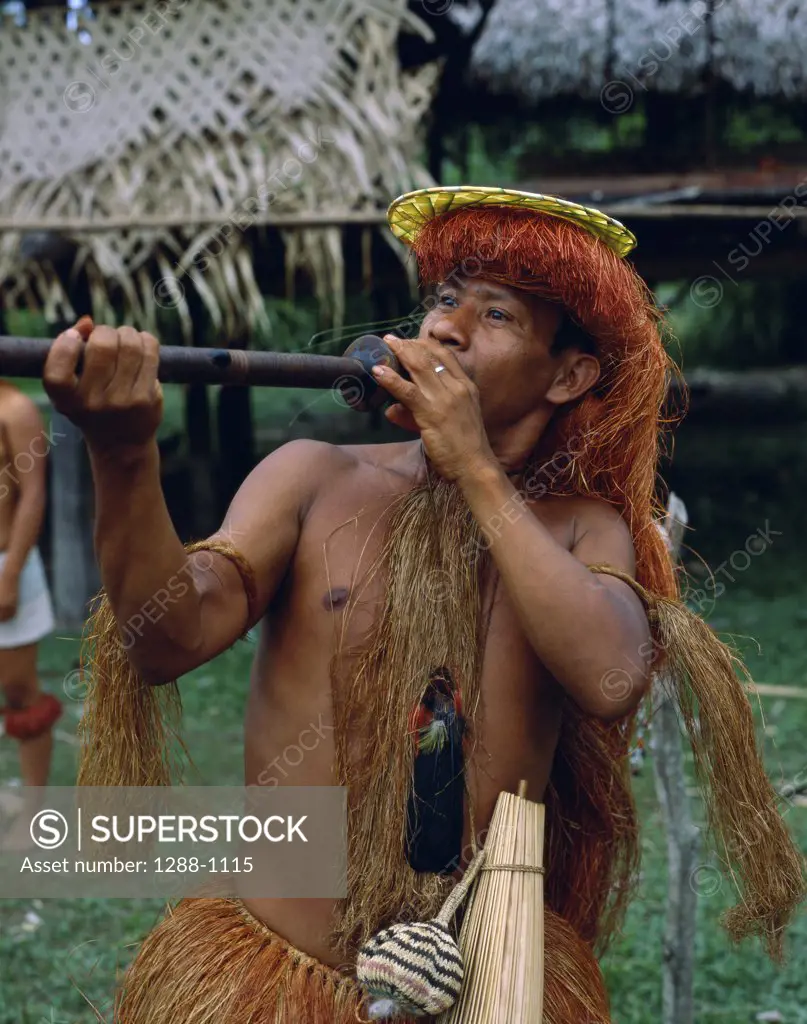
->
464, 0, 807, 102
0, 0, 438, 339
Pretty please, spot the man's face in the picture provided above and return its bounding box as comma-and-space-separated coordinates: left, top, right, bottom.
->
419, 274, 595, 431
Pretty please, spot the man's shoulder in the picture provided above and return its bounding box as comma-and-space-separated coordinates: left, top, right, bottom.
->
533, 492, 631, 542
568, 494, 628, 526
258, 438, 409, 474
263, 438, 353, 471
247, 439, 417, 510
337, 440, 420, 473
530, 491, 624, 519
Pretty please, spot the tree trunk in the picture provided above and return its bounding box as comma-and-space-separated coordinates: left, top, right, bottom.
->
416, 0, 496, 181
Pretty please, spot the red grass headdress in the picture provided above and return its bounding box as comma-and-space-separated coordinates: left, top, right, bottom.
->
413, 206, 677, 601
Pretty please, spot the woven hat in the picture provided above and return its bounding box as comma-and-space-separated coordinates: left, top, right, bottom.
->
387, 185, 636, 259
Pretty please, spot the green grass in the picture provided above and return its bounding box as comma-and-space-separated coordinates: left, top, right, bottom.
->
1, 558, 806, 1023
601, 559, 807, 1024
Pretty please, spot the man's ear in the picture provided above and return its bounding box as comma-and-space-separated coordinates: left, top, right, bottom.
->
545, 352, 601, 406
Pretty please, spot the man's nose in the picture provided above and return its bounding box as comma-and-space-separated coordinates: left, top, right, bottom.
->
427, 309, 470, 350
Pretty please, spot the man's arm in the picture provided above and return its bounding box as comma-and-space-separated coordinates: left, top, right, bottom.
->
459, 468, 651, 719
0, 394, 49, 621
43, 319, 331, 685
89, 437, 331, 685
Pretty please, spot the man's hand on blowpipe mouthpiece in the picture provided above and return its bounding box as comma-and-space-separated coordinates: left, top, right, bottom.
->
372, 333, 497, 484
43, 317, 164, 456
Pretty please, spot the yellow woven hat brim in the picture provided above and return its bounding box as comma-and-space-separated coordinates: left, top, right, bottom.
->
387, 185, 637, 259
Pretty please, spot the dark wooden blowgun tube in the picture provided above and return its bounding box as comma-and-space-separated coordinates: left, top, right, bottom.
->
0, 333, 402, 411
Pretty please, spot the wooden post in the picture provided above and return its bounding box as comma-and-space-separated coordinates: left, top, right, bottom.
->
43, 312, 100, 631
48, 408, 100, 630
651, 493, 699, 1024
217, 383, 255, 520
185, 381, 218, 538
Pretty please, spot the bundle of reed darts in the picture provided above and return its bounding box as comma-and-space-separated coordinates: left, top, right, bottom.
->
438, 780, 545, 1023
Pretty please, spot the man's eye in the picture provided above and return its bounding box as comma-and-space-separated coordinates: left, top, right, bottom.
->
437, 293, 458, 307
488, 308, 509, 321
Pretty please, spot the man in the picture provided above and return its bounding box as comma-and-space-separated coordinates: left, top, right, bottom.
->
0, 378, 60, 849
44, 187, 803, 1023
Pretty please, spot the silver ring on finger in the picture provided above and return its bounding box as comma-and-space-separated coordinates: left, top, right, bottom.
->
434, 364, 447, 374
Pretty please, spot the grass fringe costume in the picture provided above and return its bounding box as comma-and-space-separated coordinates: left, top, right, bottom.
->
76, 188, 805, 1023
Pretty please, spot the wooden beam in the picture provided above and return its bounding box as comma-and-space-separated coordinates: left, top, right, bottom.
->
0, 211, 388, 233
667, 367, 807, 424
0, 203, 804, 235
605, 204, 807, 219
746, 684, 807, 700
634, 248, 807, 281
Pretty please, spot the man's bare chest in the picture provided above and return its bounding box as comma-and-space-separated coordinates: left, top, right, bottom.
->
275, 481, 565, 708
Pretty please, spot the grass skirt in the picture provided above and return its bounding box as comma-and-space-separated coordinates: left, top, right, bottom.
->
114, 897, 611, 1023
114, 898, 371, 1023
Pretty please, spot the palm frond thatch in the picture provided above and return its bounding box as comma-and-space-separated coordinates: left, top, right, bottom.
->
465, 0, 807, 102
0, 0, 439, 339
